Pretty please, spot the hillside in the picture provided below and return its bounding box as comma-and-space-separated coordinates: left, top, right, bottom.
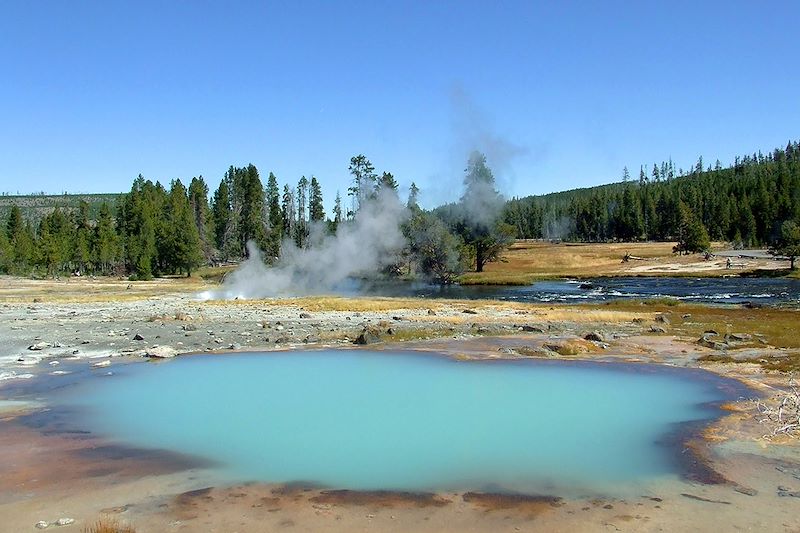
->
0, 193, 122, 223
503, 140, 800, 247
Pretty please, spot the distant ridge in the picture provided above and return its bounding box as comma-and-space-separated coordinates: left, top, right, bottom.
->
0, 193, 122, 223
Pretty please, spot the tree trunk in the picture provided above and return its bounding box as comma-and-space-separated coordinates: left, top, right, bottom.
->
476, 242, 485, 273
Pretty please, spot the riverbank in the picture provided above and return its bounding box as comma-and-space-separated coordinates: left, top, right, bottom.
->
1, 277, 799, 531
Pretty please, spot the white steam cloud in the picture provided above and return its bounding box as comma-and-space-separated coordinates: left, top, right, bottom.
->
204, 189, 408, 299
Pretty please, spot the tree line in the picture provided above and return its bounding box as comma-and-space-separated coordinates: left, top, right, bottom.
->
0, 153, 510, 281
504, 140, 800, 257
2, 140, 798, 279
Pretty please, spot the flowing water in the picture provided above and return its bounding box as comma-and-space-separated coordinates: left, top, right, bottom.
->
63, 350, 744, 496
350, 276, 800, 306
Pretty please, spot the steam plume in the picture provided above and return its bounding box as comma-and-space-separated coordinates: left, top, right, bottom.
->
205, 189, 407, 299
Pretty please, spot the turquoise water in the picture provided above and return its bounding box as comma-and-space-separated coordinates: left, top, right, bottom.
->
65, 351, 733, 495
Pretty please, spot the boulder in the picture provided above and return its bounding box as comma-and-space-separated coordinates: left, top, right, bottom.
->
697, 334, 728, 350
354, 327, 382, 345
427, 309, 437, 316
28, 342, 50, 351
133, 333, 145, 341
654, 313, 670, 324
182, 323, 197, 331
649, 325, 667, 334
520, 325, 545, 333
584, 331, 605, 342
35, 522, 48, 529
728, 333, 752, 342
299, 312, 312, 319
144, 346, 177, 358
462, 309, 478, 315
55, 518, 75, 526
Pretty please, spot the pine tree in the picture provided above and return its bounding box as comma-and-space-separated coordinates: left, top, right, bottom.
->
281, 184, 295, 241
166, 179, 203, 276
407, 182, 420, 210
238, 164, 266, 256
347, 154, 376, 216
72, 201, 92, 273
211, 179, 231, 259
309, 176, 325, 222
377, 171, 398, 194
295, 176, 309, 247
0, 228, 10, 273
188, 176, 213, 261
265, 172, 283, 260
6, 204, 33, 267
331, 190, 343, 233
121, 176, 159, 279
771, 220, 800, 269
453, 151, 513, 272
92, 202, 118, 274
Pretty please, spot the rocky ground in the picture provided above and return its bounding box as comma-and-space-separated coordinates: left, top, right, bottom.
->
1, 277, 800, 532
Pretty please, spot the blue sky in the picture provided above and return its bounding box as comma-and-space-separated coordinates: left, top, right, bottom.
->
1, 1, 798, 209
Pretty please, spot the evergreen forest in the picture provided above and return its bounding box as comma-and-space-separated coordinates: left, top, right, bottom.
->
1, 141, 799, 280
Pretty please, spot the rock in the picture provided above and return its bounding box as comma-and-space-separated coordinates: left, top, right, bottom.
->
276, 325, 284, 331
182, 323, 197, 331
386, 328, 394, 335
144, 346, 177, 358
682, 314, 692, 319
299, 312, 312, 319
28, 342, 51, 351
520, 325, 544, 333
654, 313, 670, 324
55, 518, 75, 526
35, 521, 48, 529
697, 334, 728, 350
704, 330, 719, 336
542, 340, 590, 356
734, 486, 758, 496
649, 325, 667, 334
462, 309, 478, 315
354, 327, 382, 345
427, 309, 437, 316
228, 343, 242, 350
778, 489, 800, 498
584, 331, 605, 342
133, 333, 145, 341
275, 336, 291, 344
632, 318, 646, 324
728, 333, 752, 342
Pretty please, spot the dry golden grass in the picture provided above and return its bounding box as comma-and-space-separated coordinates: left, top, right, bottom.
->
0, 275, 211, 303
458, 240, 756, 284
82, 519, 135, 533
459, 241, 676, 284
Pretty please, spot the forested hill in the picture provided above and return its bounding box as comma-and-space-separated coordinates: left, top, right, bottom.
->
0, 193, 122, 223
503, 140, 800, 247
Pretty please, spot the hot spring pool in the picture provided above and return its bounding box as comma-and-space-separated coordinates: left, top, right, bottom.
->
64, 350, 742, 496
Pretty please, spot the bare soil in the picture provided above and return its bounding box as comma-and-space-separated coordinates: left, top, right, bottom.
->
1, 275, 799, 532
